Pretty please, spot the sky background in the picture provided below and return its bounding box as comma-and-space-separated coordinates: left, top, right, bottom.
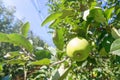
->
3, 0, 54, 47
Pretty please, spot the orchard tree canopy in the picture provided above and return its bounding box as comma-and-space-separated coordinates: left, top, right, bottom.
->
1, 0, 120, 80
41, 0, 120, 79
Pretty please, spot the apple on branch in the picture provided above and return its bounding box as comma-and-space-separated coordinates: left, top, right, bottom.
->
66, 37, 91, 61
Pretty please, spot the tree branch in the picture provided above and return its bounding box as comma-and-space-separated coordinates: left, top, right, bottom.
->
50, 57, 68, 66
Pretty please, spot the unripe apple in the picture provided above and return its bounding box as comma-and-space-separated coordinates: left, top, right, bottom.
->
66, 37, 90, 61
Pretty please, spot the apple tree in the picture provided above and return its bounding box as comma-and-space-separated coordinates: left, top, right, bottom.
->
1, 0, 120, 80
41, 0, 120, 79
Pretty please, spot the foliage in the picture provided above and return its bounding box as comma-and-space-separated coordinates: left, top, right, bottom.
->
1, 0, 120, 80
0, 1, 50, 79
0, 22, 51, 80
0, 0, 23, 61
40, 0, 120, 80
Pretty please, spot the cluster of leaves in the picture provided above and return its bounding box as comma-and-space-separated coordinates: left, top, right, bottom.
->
0, 22, 53, 80
0, 0, 23, 66
40, 0, 120, 79
0, 1, 51, 79
1, 0, 120, 80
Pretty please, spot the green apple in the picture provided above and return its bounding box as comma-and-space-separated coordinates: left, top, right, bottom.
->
66, 37, 90, 61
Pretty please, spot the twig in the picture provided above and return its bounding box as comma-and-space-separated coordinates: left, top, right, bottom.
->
24, 65, 27, 80
50, 57, 67, 66
21, 48, 35, 60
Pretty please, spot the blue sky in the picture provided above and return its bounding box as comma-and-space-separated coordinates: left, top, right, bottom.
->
3, 0, 54, 47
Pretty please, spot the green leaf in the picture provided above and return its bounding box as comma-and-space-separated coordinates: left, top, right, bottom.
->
99, 47, 108, 57
28, 58, 50, 66
89, 1, 97, 8
103, 35, 114, 53
88, 7, 106, 23
41, 12, 62, 26
8, 33, 33, 53
116, 9, 120, 20
116, 8, 120, 15
50, 64, 71, 80
0, 64, 3, 71
110, 38, 120, 56
21, 22, 30, 37
53, 28, 65, 50
104, 7, 114, 20
7, 59, 26, 65
9, 51, 20, 57
0, 33, 33, 52
4, 51, 21, 59
0, 33, 9, 42
59, 9, 74, 19
0, 33, 33, 53
34, 50, 51, 60
49, 19, 60, 28
41, 9, 73, 27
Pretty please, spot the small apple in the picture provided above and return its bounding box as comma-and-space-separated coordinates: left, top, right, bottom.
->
66, 37, 90, 61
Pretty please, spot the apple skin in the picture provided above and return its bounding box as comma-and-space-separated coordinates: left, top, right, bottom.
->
66, 37, 91, 61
